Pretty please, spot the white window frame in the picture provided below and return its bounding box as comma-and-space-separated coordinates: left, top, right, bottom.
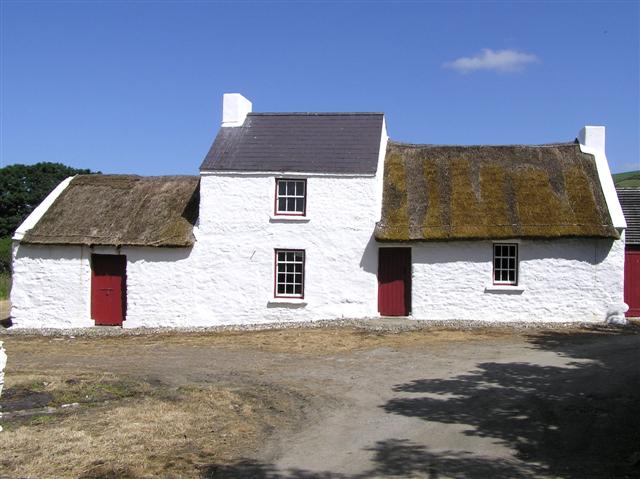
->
275, 178, 306, 216
274, 249, 305, 298
493, 243, 518, 286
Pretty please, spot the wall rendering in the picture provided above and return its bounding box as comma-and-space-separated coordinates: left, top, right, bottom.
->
405, 236, 626, 322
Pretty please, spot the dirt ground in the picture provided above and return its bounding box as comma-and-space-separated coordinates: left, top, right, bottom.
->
1, 325, 639, 479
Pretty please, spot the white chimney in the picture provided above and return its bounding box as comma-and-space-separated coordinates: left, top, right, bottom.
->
576, 124, 627, 230
578, 125, 605, 152
221, 93, 252, 127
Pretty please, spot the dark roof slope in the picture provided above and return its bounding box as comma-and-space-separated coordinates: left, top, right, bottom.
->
375, 141, 618, 241
617, 188, 640, 244
200, 113, 384, 174
22, 175, 200, 247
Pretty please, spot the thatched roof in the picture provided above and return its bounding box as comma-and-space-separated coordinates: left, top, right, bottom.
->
375, 141, 619, 241
22, 175, 200, 247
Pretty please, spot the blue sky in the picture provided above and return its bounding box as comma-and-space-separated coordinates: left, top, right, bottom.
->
1, 1, 638, 175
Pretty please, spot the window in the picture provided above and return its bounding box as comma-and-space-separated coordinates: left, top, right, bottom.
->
275, 249, 305, 298
493, 243, 518, 285
275, 179, 306, 216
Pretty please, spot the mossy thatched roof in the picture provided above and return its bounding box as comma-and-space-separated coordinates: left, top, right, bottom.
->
22, 175, 200, 247
375, 141, 618, 241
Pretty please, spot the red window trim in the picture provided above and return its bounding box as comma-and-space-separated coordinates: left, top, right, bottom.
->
274, 178, 307, 216
274, 249, 306, 299
493, 243, 518, 286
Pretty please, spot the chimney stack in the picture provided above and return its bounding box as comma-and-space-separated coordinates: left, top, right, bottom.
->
578, 125, 605, 152
222, 93, 252, 127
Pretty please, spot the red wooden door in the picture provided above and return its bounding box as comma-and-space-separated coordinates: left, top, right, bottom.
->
625, 248, 640, 317
91, 254, 126, 326
378, 247, 411, 316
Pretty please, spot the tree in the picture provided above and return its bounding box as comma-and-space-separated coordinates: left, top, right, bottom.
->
0, 162, 99, 238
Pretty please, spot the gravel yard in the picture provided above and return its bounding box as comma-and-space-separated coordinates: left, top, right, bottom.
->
1, 321, 639, 478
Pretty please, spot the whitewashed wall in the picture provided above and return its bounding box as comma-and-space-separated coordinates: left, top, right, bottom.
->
405, 235, 626, 322
10, 231, 626, 327
10, 243, 197, 328
187, 173, 381, 326
11, 243, 93, 328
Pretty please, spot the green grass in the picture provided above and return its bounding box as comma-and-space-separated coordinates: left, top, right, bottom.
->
613, 170, 640, 188
0, 272, 10, 300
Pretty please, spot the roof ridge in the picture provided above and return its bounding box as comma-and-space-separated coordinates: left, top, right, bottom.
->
388, 140, 577, 148
248, 112, 384, 116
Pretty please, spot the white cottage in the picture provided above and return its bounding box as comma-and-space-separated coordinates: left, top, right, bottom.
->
10, 93, 628, 328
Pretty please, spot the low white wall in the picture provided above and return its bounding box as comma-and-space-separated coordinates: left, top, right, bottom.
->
10, 243, 197, 328
11, 243, 93, 328
407, 236, 625, 322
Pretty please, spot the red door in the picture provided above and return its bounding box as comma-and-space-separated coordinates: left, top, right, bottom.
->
625, 248, 640, 317
378, 247, 411, 316
91, 254, 126, 326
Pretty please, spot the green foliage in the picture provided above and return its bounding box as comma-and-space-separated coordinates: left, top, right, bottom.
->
0, 236, 11, 275
0, 272, 10, 299
0, 162, 99, 238
612, 170, 640, 188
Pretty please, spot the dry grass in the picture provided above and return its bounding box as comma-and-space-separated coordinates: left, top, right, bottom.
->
3, 327, 515, 359
1, 377, 297, 478
0, 299, 9, 319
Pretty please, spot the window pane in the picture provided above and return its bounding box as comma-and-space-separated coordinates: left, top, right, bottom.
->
294, 198, 302, 212
509, 258, 515, 269
297, 181, 305, 195
286, 252, 294, 261
508, 271, 515, 282
294, 252, 303, 262
278, 198, 287, 211
286, 273, 294, 283
278, 181, 286, 195
287, 181, 294, 195
285, 198, 294, 211
278, 273, 286, 283
278, 252, 285, 261
294, 263, 302, 272
294, 284, 301, 295
277, 284, 285, 294
286, 284, 294, 294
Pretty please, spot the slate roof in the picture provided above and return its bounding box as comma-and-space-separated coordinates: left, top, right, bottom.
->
200, 113, 384, 174
375, 141, 619, 241
22, 175, 200, 247
617, 188, 640, 245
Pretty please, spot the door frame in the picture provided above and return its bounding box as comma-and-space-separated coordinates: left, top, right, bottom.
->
377, 247, 412, 316
91, 253, 127, 326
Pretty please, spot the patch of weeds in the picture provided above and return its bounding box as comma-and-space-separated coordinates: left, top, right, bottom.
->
27, 414, 57, 426
50, 378, 152, 406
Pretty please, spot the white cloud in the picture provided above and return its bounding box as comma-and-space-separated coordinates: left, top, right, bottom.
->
444, 48, 539, 74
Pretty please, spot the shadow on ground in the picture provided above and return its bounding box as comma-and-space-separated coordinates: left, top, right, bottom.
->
201, 327, 640, 479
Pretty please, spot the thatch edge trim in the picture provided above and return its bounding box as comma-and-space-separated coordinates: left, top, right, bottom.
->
13, 176, 75, 242
577, 139, 627, 229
